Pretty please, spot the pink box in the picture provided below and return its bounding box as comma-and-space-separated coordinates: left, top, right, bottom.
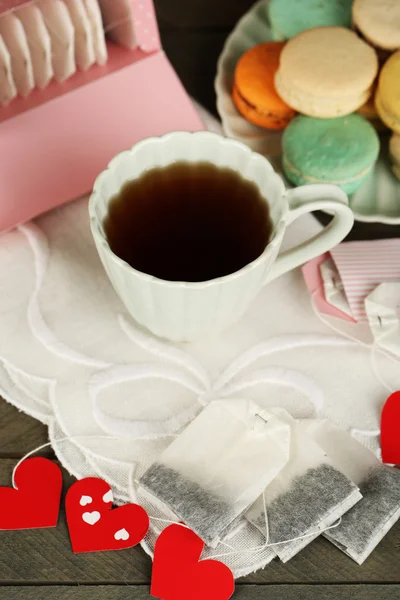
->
0, 0, 204, 232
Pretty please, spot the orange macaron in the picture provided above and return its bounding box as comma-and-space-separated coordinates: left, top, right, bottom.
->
233, 42, 295, 130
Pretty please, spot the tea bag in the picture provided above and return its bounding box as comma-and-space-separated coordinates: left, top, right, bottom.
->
83, 0, 108, 66
0, 34, 17, 106
331, 239, 400, 322
39, 0, 76, 82
301, 419, 400, 564
64, 0, 96, 72
365, 282, 400, 358
246, 409, 362, 562
139, 399, 290, 547
320, 258, 353, 318
18, 4, 54, 89
100, 0, 137, 49
0, 13, 35, 97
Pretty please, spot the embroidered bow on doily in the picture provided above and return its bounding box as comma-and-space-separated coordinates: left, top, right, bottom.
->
90, 317, 351, 439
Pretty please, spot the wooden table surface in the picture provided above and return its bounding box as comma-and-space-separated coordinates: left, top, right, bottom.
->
0, 1, 399, 599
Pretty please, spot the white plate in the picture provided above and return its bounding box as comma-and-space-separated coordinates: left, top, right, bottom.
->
215, 0, 400, 225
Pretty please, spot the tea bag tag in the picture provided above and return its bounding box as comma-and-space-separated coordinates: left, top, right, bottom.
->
365, 282, 400, 357
252, 409, 291, 451
320, 259, 353, 317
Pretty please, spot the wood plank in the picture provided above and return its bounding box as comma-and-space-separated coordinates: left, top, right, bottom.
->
0, 400, 49, 456
0, 459, 151, 584
155, 0, 256, 29
0, 460, 398, 585
1, 585, 400, 600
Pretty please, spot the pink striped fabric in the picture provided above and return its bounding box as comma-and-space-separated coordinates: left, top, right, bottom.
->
330, 239, 400, 322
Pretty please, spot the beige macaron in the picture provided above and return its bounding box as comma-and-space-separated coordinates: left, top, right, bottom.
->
389, 133, 400, 181
353, 0, 400, 52
275, 27, 378, 118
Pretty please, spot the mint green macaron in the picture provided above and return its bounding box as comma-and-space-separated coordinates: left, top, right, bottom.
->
268, 0, 353, 40
282, 114, 380, 194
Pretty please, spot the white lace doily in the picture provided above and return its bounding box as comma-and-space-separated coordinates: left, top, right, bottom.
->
1, 103, 399, 578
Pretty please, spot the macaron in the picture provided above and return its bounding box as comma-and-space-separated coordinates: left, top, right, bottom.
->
268, 0, 353, 40
389, 134, 400, 181
282, 114, 380, 194
232, 42, 296, 130
357, 85, 386, 132
275, 27, 379, 118
353, 0, 400, 52
375, 50, 400, 133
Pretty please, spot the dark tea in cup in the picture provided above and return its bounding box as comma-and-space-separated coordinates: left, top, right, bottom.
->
104, 161, 273, 282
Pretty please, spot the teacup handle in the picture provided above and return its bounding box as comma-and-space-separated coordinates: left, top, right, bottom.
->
264, 184, 354, 284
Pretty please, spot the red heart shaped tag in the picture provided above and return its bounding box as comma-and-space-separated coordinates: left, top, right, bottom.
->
65, 478, 149, 553
151, 524, 235, 600
381, 391, 400, 465
0, 457, 62, 530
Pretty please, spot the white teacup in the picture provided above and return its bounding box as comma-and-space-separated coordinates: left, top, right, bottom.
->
89, 131, 353, 341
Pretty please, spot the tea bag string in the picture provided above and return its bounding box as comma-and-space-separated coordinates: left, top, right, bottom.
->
11, 434, 178, 489
9, 2, 133, 32
145, 511, 342, 559
311, 289, 399, 394
102, 17, 135, 35
14, 438, 342, 560
10, 4, 151, 48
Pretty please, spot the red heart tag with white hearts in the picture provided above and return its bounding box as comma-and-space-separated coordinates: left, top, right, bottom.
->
151, 524, 235, 600
381, 391, 400, 466
65, 478, 149, 553
0, 457, 62, 530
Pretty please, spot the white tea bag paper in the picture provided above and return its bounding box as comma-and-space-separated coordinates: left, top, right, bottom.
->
320, 258, 353, 317
302, 419, 400, 564
365, 282, 400, 358
139, 399, 290, 547
246, 409, 362, 562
